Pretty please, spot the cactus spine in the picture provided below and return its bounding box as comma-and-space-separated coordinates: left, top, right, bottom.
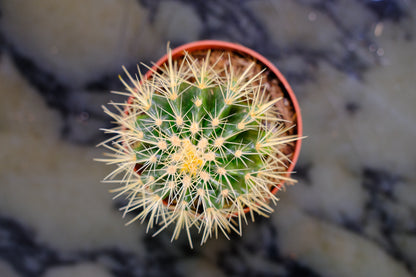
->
98, 47, 299, 247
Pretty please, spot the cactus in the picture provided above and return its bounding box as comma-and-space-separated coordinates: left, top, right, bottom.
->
97, 47, 299, 247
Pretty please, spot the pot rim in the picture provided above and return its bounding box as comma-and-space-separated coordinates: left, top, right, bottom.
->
129, 40, 303, 215
143, 40, 303, 196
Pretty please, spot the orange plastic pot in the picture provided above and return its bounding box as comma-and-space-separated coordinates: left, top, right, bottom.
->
130, 40, 303, 214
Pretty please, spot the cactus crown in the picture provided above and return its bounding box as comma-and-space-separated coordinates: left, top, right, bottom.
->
98, 47, 299, 247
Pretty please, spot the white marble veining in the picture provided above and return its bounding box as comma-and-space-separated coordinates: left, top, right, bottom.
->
0, 0, 415, 276
273, 203, 413, 277
0, 56, 146, 253
0, 0, 201, 88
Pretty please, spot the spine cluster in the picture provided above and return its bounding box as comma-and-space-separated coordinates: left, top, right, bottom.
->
97, 48, 298, 247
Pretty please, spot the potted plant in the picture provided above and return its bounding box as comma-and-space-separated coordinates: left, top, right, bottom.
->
97, 40, 303, 247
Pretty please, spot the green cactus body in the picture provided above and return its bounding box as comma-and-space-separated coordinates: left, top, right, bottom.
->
98, 48, 299, 247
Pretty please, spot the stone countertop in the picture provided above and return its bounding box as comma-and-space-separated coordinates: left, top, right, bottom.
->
0, 0, 415, 276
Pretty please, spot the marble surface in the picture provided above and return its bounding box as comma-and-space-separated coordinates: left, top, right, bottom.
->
0, 0, 415, 276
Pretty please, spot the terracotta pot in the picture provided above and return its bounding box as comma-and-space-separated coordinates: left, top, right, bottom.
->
132, 40, 302, 200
